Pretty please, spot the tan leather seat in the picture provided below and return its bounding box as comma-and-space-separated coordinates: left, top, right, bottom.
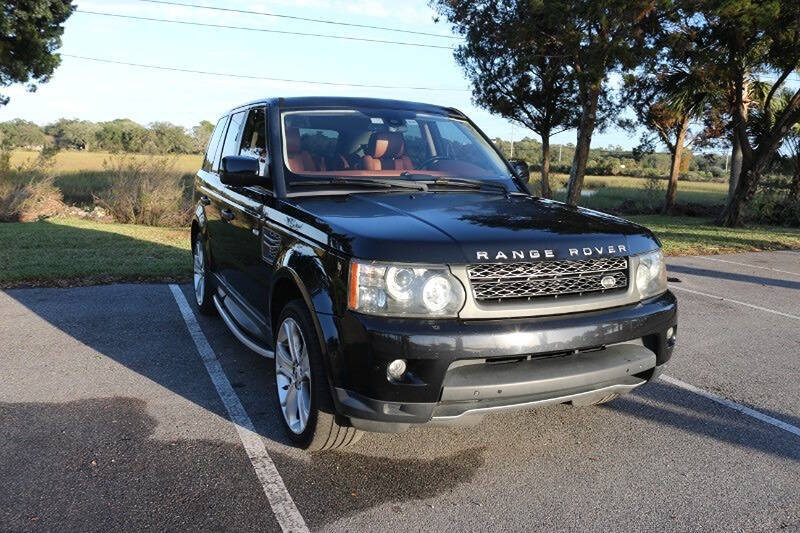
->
285, 127, 318, 172
362, 132, 414, 171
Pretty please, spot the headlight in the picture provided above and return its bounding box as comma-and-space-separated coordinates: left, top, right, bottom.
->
635, 249, 667, 298
348, 260, 465, 317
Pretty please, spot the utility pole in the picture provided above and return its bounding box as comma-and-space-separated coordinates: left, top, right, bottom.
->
724, 152, 729, 172
558, 144, 562, 164
510, 123, 515, 159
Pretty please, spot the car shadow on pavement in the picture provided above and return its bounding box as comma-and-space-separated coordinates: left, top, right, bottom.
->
0, 397, 277, 531
609, 381, 800, 461
667, 264, 800, 290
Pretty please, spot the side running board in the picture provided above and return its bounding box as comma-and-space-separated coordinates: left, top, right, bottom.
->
213, 294, 275, 359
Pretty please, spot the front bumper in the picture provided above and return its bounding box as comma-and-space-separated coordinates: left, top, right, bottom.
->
323, 291, 677, 431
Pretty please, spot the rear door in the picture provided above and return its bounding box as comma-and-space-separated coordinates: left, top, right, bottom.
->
196, 115, 229, 277
208, 110, 247, 286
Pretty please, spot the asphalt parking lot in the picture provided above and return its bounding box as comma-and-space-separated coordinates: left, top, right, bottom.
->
1, 250, 798, 532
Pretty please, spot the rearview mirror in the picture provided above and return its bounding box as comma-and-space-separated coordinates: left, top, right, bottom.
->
508, 159, 530, 183
220, 156, 267, 186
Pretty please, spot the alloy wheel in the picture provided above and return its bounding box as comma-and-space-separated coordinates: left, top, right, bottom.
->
275, 317, 312, 434
193, 240, 205, 306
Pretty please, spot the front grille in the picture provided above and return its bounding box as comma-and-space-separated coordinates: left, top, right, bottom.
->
467, 257, 629, 302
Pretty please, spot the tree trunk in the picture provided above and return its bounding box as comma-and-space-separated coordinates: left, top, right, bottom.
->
728, 136, 743, 202
790, 154, 800, 201
664, 117, 689, 214
540, 133, 552, 198
566, 86, 600, 206
720, 148, 777, 226
720, 94, 800, 226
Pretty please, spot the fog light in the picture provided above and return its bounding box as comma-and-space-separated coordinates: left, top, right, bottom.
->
667, 327, 675, 339
387, 359, 407, 380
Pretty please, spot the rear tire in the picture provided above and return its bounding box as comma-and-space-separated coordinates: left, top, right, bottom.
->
274, 300, 362, 451
192, 235, 216, 315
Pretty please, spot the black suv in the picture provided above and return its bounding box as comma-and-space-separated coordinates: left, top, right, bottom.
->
192, 97, 677, 450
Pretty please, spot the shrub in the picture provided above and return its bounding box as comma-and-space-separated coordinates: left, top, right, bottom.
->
641, 174, 665, 212
745, 191, 800, 227
0, 176, 66, 222
0, 147, 66, 222
94, 155, 192, 227
585, 179, 608, 190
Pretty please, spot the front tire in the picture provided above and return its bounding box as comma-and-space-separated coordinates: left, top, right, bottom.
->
274, 300, 362, 451
192, 235, 216, 315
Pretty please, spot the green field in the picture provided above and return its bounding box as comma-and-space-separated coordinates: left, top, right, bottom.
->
548, 173, 728, 211
10, 150, 203, 174
8, 150, 730, 211
0, 215, 797, 288
9, 150, 203, 205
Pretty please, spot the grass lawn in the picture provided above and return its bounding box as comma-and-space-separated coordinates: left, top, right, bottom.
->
0, 217, 190, 288
1, 215, 798, 288
629, 215, 800, 255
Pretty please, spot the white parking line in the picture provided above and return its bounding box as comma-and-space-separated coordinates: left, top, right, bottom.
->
695, 256, 800, 277
169, 285, 309, 533
661, 375, 800, 439
669, 284, 800, 321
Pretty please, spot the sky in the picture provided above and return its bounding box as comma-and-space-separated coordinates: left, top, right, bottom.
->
0, 0, 666, 149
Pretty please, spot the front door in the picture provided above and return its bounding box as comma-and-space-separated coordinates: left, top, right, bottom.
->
216, 106, 275, 343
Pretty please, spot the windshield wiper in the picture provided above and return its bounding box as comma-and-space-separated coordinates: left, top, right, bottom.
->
294, 177, 428, 192
399, 172, 508, 194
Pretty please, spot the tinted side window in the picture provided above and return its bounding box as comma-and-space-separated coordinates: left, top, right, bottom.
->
219, 111, 247, 162
202, 117, 227, 172
239, 107, 267, 159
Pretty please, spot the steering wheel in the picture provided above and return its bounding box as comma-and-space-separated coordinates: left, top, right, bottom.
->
417, 156, 453, 170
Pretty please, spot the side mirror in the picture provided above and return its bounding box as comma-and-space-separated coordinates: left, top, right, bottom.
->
508, 159, 530, 183
220, 155, 267, 186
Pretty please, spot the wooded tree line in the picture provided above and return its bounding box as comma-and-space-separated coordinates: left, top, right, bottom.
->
0, 118, 215, 155
432, 0, 800, 226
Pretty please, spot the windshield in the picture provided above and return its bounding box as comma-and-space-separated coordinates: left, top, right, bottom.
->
281, 107, 513, 187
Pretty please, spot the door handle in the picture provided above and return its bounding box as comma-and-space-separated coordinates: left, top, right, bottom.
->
200, 195, 211, 206
221, 209, 235, 221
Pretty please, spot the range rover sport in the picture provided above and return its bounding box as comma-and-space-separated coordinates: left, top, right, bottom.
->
191, 97, 677, 451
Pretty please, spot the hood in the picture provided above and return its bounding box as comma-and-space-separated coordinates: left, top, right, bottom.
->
290, 192, 660, 264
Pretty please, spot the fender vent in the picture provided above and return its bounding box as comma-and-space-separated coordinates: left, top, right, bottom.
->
261, 228, 281, 265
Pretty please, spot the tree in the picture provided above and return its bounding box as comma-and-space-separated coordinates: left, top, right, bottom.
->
431, 0, 577, 198
0, 1, 75, 106
95, 119, 150, 153
623, 30, 714, 213
0, 119, 47, 148
786, 125, 800, 201
149, 122, 194, 154
44, 118, 98, 150
191, 120, 215, 154
680, 0, 800, 226
562, 0, 665, 206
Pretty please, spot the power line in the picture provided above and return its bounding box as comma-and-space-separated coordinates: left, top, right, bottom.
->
136, 0, 460, 40
74, 9, 456, 50
61, 54, 469, 92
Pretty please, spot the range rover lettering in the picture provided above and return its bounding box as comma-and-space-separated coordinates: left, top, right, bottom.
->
191, 97, 677, 451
